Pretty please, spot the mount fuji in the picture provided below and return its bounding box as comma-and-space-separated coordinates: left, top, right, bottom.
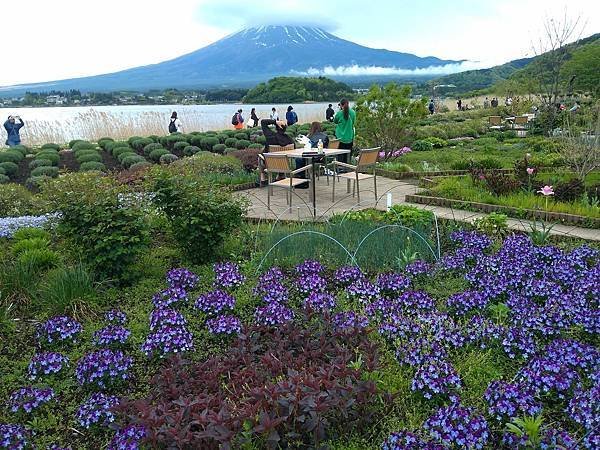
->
1, 25, 464, 94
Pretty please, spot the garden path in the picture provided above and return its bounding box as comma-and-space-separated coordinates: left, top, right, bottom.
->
237, 176, 600, 242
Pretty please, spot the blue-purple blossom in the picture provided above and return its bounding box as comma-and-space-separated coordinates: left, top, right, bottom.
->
404, 260, 432, 277
152, 287, 188, 308
257, 267, 285, 285
149, 307, 187, 331
108, 425, 147, 450
333, 265, 363, 286
446, 290, 488, 314
206, 315, 242, 335
254, 303, 294, 326
213, 262, 245, 289
424, 405, 489, 449
568, 384, 599, 431
296, 274, 328, 295
76, 392, 120, 428
75, 349, 133, 388
253, 280, 289, 304
194, 290, 236, 315
37, 316, 82, 345
484, 381, 541, 422
141, 325, 194, 357
93, 325, 131, 347
8, 387, 55, 413
518, 357, 581, 399
381, 430, 444, 449
346, 279, 380, 304
166, 267, 199, 290
332, 311, 369, 330
396, 337, 447, 367
0, 424, 28, 450
376, 273, 411, 295
303, 291, 336, 312
411, 360, 462, 400
396, 291, 436, 312
502, 327, 537, 359
28, 352, 69, 379
294, 259, 324, 276
104, 309, 127, 325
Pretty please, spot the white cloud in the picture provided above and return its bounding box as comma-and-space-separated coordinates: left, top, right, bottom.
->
293, 61, 490, 77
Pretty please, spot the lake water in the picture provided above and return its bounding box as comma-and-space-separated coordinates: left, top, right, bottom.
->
0, 102, 333, 146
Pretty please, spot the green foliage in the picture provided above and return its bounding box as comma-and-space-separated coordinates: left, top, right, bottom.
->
127, 135, 144, 146
0, 174, 9, 184
383, 205, 434, 228
12, 237, 50, 255
40, 173, 150, 282
202, 137, 220, 151
159, 153, 178, 165
412, 140, 434, 151
355, 83, 428, 150
473, 212, 509, 237
26, 176, 52, 189
505, 415, 544, 448
12, 227, 51, 241
79, 161, 107, 172
71, 141, 96, 152
173, 141, 190, 153
121, 154, 147, 168
18, 248, 60, 271
529, 221, 554, 246
76, 153, 103, 164
36, 264, 97, 316
35, 151, 60, 165
0, 150, 24, 163
152, 173, 246, 264
113, 147, 134, 158
130, 137, 154, 151
29, 159, 53, 170
422, 137, 448, 148
235, 139, 251, 150
149, 148, 170, 163
0, 161, 18, 176
41, 143, 61, 151
143, 143, 163, 157
183, 145, 201, 156
561, 39, 600, 95
212, 143, 226, 154
68, 139, 84, 148
97, 137, 114, 149
233, 132, 248, 141
10, 144, 31, 156
31, 166, 59, 178
243, 76, 355, 103
224, 137, 238, 148
130, 161, 152, 171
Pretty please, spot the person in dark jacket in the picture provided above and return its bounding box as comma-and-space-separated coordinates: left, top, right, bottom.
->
308, 122, 329, 148
428, 99, 435, 115
4, 115, 24, 147
258, 118, 295, 186
250, 108, 259, 127
325, 104, 335, 122
285, 105, 298, 126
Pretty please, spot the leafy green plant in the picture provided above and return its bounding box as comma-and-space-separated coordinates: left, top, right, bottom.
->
159, 153, 178, 165
143, 143, 163, 157
12, 227, 51, 241
0, 161, 18, 176
12, 237, 50, 255
0, 150, 24, 163
236, 139, 251, 150
36, 264, 97, 317
18, 248, 60, 271
384, 205, 434, 228
29, 159, 53, 170
473, 213, 509, 238
183, 145, 201, 156
35, 151, 60, 165
212, 143, 227, 154
412, 140, 434, 151
505, 415, 544, 448
529, 221, 554, 246
173, 141, 189, 153
79, 161, 107, 172
422, 137, 447, 148
149, 148, 170, 163
112, 146, 133, 158
0, 174, 9, 184
31, 166, 59, 178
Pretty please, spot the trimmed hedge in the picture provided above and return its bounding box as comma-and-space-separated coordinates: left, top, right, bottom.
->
0, 161, 18, 176
41, 143, 61, 151
201, 137, 219, 151
129, 161, 152, 171
212, 144, 226, 154
35, 152, 60, 165
31, 166, 59, 178
77, 153, 103, 164
216, 134, 229, 144
97, 137, 114, 149
72, 141, 97, 152
234, 132, 249, 140
0, 174, 9, 184
248, 143, 263, 150
173, 141, 189, 153
235, 139, 251, 150
0, 166, 5, 176
131, 137, 154, 151
159, 153, 178, 165
121, 154, 147, 168
113, 147, 134, 158
143, 143, 164, 157
224, 138, 238, 148
26, 175, 52, 189
224, 147, 237, 154
127, 135, 144, 146
117, 151, 137, 163
68, 139, 84, 149
183, 145, 201, 156
149, 148, 170, 162
29, 159, 53, 170
10, 145, 30, 156
0, 150, 24, 163
79, 161, 107, 172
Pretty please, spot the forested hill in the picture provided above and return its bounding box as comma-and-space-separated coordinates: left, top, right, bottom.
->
243, 77, 355, 103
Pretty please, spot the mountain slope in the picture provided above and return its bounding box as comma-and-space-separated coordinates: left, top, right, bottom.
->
0, 26, 461, 95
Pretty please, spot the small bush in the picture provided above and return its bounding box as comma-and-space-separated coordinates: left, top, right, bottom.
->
12, 227, 51, 241
18, 248, 60, 271
130, 161, 152, 171
131, 137, 154, 151
384, 205, 434, 228
224, 138, 238, 148
0, 150, 24, 163
0, 174, 9, 184
31, 166, 59, 178
0, 161, 19, 176
10, 144, 30, 156
12, 237, 50, 255
481, 172, 520, 196
35, 151, 60, 165
183, 145, 201, 156
149, 148, 170, 163
201, 137, 219, 151
189, 135, 204, 147
105, 141, 127, 153
248, 143, 263, 150
41, 143, 61, 151
256, 135, 267, 145
216, 133, 228, 143
26, 176, 52, 190
422, 137, 448, 148
0, 166, 5, 176
212, 143, 226, 154
234, 132, 248, 140
173, 141, 189, 153
127, 136, 144, 146
162, 134, 189, 150
229, 148, 261, 171
68, 139, 84, 149
143, 143, 164, 157
554, 178, 585, 203
77, 153, 103, 164
235, 139, 251, 150
97, 138, 114, 149
473, 212, 509, 238
159, 153, 178, 165
29, 159, 53, 170
121, 155, 147, 168
37, 265, 97, 316
0, 183, 48, 216
117, 151, 137, 163
79, 161, 107, 172
147, 135, 160, 143
72, 141, 96, 152
412, 140, 434, 151
224, 147, 238, 155
477, 158, 503, 170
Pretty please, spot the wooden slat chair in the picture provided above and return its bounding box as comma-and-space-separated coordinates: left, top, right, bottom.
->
331, 147, 380, 203
488, 116, 504, 130
258, 144, 296, 183
513, 116, 529, 129
317, 138, 340, 185
263, 154, 310, 210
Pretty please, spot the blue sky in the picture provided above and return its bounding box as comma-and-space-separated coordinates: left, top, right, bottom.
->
1, 0, 597, 86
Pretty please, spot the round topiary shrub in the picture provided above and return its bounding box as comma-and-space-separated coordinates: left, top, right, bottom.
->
35, 152, 60, 165
72, 141, 96, 152
121, 154, 147, 168
41, 143, 61, 151
235, 139, 251, 150
183, 145, 201, 156
26, 175, 52, 189
216, 134, 228, 144
105, 141, 128, 154
79, 161, 107, 172
147, 135, 160, 143
0, 161, 18, 176
97, 137, 114, 149
129, 161, 152, 171
163, 134, 190, 150
0, 174, 9, 184
173, 141, 189, 153
234, 132, 249, 140
212, 144, 226, 154
0, 166, 5, 176
202, 137, 219, 151
31, 166, 59, 178
117, 151, 137, 163
224, 138, 238, 148
149, 148, 170, 162
189, 135, 204, 147
113, 147, 134, 159
11, 145, 31, 156
77, 153, 103, 164
224, 147, 237, 155
68, 139, 84, 149
256, 135, 267, 145
412, 140, 434, 151
159, 153, 178, 164
0, 150, 24, 163
29, 159, 53, 169
143, 143, 164, 157
127, 136, 144, 146
74, 148, 99, 158
248, 143, 263, 150
131, 137, 154, 151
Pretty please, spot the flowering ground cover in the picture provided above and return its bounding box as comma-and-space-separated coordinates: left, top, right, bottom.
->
1, 232, 598, 449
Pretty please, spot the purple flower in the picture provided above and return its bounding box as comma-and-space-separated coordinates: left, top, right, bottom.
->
258, 267, 285, 285
518, 357, 580, 399
104, 309, 127, 325
28, 352, 69, 379
213, 262, 245, 289
206, 315, 242, 335
424, 404, 489, 449
141, 325, 194, 357
539, 428, 577, 450
93, 325, 131, 347
149, 307, 187, 331
396, 291, 436, 312
446, 290, 488, 314
332, 311, 369, 330
303, 291, 336, 312
76, 392, 120, 428
404, 260, 432, 277
36, 316, 82, 345
294, 259, 324, 276
254, 303, 294, 326
584, 431, 599, 450
484, 381, 541, 422
194, 290, 236, 315
568, 384, 599, 430
333, 265, 364, 286
166, 267, 199, 290
151, 287, 188, 308
346, 279, 380, 304
253, 280, 289, 304
396, 337, 447, 367
108, 425, 146, 450
382, 430, 444, 449
411, 360, 462, 400
502, 327, 537, 359
296, 274, 328, 295
75, 349, 133, 388
8, 387, 55, 413
376, 272, 411, 295
0, 424, 28, 450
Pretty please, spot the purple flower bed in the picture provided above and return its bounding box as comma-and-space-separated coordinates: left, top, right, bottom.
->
108, 425, 146, 450
104, 309, 127, 325
194, 290, 236, 315
36, 316, 82, 346
303, 291, 336, 312
75, 349, 133, 388
151, 287, 188, 308
206, 315, 242, 335
166, 267, 199, 290
213, 262, 245, 289
0, 424, 28, 449
423, 404, 489, 449
411, 360, 462, 400
76, 392, 120, 428
254, 302, 294, 326
28, 352, 69, 379
141, 325, 194, 357
8, 387, 55, 413
149, 307, 187, 331
92, 325, 131, 347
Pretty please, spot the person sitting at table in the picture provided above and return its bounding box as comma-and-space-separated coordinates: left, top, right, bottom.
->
258, 118, 305, 186
307, 121, 329, 148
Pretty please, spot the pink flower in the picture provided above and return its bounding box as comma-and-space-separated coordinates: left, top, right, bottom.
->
526, 168, 534, 175
537, 185, 554, 196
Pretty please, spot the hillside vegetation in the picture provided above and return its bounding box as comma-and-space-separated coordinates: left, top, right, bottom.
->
243, 76, 355, 104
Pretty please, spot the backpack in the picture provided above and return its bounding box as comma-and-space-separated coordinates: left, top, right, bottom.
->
168, 119, 177, 133
292, 111, 298, 124
231, 114, 239, 125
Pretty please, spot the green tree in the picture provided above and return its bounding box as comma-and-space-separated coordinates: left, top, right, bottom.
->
561, 40, 600, 96
354, 83, 427, 154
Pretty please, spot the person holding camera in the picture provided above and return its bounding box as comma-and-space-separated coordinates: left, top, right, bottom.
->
4, 115, 25, 147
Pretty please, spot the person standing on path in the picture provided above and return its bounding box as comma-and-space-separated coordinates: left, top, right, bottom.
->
4, 115, 25, 146
457, 99, 462, 111
326, 104, 335, 122
333, 98, 355, 163
168, 112, 183, 133
270, 107, 279, 121
233, 109, 244, 130
428, 99, 435, 115
286, 105, 298, 126
250, 108, 259, 127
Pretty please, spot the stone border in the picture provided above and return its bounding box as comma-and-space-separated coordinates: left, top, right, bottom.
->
405, 194, 600, 228
376, 168, 514, 180
230, 181, 257, 191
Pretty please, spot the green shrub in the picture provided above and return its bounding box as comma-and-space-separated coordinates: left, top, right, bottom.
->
77, 153, 103, 164
10, 144, 30, 156
131, 137, 154, 151
149, 148, 170, 162
412, 140, 434, 151
224, 147, 237, 155
235, 139, 251, 150
189, 135, 204, 147
0, 150, 24, 163
224, 138, 238, 148
41, 143, 61, 151
147, 135, 160, 143
40, 173, 150, 281
29, 159, 53, 170
384, 205, 434, 228
0, 174, 9, 184
234, 132, 249, 140
12, 237, 50, 255
0, 166, 4, 176
159, 153, 178, 165
216, 134, 228, 144
256, 135, 267, 145
152, 174, 245, 264
31, 166, 59, 178
117, 151, 137, 163
72, 141, 96, 152
18, 248, 60, 271
0, 183, 47, 217
173, 141, 189, 153
161, 133, 189, 150
127, 136, 144, 146
12, 227, 51, 241
79, 161, 107, 172
185, 152, 243, 173
35, 151, 60, 165
183, 145, 201, 156
529, 153, 564, 168
422, 137, 448, 148
143, 143, 164, 157
97, 138, 114, 149
212, 144, 226, 154
26, 176, 52, 190
478, 158, 503, 170
0, 161, 18, 176
554, 178, 585, 202
481, 172, 520, 196
201, 137, 219, 151
121, 154, 147, 168
473, 213, 509, 238
130, 161, 152, 171
37, 264, 97, 316
73, 148, 99, 158
105, 141, 127, 153
68, 139, 84, 148
247, 143, 263, 150
111, 147, 132, 159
